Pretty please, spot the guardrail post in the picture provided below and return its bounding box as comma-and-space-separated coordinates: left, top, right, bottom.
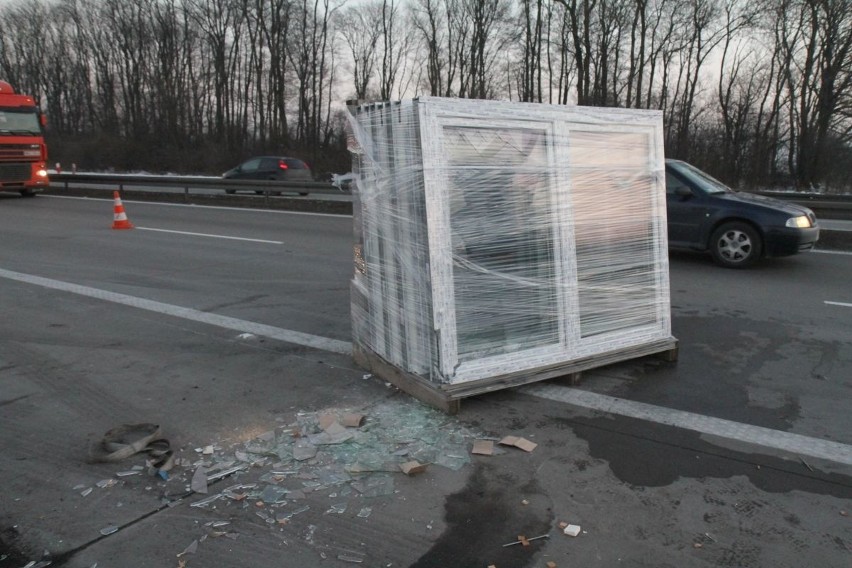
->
184, 186, 189, 203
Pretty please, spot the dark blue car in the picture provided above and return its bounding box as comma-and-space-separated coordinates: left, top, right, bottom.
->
665, 160, 819, 268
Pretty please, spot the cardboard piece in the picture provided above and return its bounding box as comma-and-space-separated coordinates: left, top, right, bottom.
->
563, 524, 581, 537
319, 414, 337, 431
518, 535, 530, 547
472, 440, 494, 455
514, 438, 538, 452
499, 436, 537, 452
324, 421, 348, 436
399, 460, 428, 475
341, 413, 366, 427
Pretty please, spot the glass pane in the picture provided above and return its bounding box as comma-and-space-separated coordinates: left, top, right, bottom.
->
570, 131, 659, 338
443, 125, 559, 362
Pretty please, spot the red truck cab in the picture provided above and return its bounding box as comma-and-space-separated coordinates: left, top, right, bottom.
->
0, 80, 49, 196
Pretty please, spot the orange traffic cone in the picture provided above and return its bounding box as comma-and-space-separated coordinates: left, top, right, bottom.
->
112, 190, 134, 230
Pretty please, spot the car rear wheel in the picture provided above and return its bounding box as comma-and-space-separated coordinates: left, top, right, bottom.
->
709, 222, 762, 268
20, 189, 37, 197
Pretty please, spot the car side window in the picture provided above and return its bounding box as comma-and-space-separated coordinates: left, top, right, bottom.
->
241, 158, 261, 172
666, 171, 690, 195
285, 159, 308, 169
259, 158, 279, 170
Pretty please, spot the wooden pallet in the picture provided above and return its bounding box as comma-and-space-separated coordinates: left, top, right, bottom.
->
353, 337, 679, 414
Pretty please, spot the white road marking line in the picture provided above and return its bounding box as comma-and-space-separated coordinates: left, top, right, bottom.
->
522, 383, 852, 466
0, 268, 351, 355
813, 249, 852, 256
3, 266, 850, 466
825, 301, 852, 308
42, 194, 350, 217
136, 227, 283, 244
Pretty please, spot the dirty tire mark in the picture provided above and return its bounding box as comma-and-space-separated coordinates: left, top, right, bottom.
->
0, 394, 30, 407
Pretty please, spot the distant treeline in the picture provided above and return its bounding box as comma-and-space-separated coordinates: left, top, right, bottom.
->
1, 0, 849, 189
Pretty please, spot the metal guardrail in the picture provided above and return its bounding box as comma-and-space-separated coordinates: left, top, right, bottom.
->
38, 173, 852, 247
50, 172, 347, 195
46, 173, 852, 221
755, 191, 852, 221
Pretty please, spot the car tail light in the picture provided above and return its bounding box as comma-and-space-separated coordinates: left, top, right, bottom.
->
278, 161, 289, 170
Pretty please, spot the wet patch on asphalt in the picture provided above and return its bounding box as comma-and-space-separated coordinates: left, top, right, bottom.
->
606, 314, 805, 431
0, 525, 35, 567
561, 414, 852, 498
411, 463, 552, 568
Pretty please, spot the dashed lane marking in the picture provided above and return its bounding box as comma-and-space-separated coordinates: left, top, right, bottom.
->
136, 227, 283, 244
3, 267, 851, 467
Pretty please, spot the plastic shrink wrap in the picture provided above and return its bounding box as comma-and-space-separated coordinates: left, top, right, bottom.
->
347, 97, 675, 395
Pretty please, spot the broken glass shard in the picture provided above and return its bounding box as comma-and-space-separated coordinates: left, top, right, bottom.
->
292, 442, 318, 461
326, 502, 348, 514
351, 475, 394, 497
259, 485, 288, 504
190, 494, 223, 508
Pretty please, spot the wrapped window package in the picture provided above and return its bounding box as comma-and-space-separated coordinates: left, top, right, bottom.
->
347, 97, 677, 412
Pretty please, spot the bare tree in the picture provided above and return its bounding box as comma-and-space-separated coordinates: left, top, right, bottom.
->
378, 0, 415, 100
289, 0, 336, 152
517, 0, 545, 102
338, 1, 383, 99
259, 0, 295, 148
411, 0, 458, 95
777, 0, 852, 188
0, 0, 49, 99
187, 0, 247, 147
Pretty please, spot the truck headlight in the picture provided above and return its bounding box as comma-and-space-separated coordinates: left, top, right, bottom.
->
786, 215, 812, 228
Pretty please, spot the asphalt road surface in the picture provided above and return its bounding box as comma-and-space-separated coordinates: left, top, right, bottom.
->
1, 194, 850, 568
